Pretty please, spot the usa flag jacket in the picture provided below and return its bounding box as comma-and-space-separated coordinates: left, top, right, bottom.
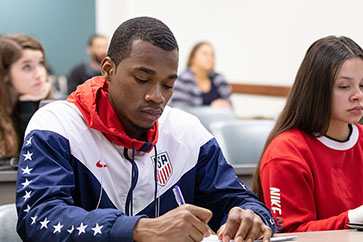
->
16, 76, 275, 241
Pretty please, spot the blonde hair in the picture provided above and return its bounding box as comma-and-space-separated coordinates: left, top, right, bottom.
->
186, 41, 214, 70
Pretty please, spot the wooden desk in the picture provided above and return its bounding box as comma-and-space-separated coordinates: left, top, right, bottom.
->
0, 170, 17, 205
275, 229, 363, 242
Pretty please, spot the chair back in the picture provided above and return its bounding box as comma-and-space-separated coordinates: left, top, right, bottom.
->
179, 106, 237, 132
0, 203, 22, 242
210, 119, 274, 165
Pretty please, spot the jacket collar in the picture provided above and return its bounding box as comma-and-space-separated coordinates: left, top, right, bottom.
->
67, 76, 158, 152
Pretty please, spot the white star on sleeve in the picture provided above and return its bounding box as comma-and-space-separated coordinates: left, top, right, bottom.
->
23, 151, 33, 161
238, 180, 247, 190
21, 166, 33, 175
24, 204, 31, 213
91, 223, 103, 236
26, 137, 33, 146
53, 222, 64, 233
22, 178, 32, 188
67, 225, 74, 234
40, 217, 50, 229
269, 218, 275, 225
23, 190, 32, 201
31, 215, 37, 225
76, 223, 88, 235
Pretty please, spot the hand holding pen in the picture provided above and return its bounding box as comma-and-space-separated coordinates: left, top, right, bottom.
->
133, 185, 212, 242
173, 185, 215, 236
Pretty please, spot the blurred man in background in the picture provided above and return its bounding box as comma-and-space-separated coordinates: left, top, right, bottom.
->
67, 34, 108, 94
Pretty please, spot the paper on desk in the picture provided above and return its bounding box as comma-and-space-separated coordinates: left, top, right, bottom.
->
202, 234, 297, 242
201, 235, 234, 242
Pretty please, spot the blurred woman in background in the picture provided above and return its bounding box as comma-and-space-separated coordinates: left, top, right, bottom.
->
0, 34, 50, 161
169, 41, 232, 108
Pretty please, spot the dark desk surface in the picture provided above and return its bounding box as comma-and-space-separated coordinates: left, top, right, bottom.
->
0, 170, 17, 205
233, 164, 256, 175
0, 170, 17, 182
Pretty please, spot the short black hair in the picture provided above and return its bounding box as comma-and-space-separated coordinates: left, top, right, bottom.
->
107, 16, 178, 66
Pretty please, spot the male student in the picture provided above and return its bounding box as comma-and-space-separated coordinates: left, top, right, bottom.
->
67, 34, 108, 94
16, 16, 275, 242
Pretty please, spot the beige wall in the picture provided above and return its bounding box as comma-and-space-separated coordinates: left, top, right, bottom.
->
95, 0, 363, 118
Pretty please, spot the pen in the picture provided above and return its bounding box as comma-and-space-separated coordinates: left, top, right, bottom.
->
173, 185, 215, 235
173, 185, 185, 206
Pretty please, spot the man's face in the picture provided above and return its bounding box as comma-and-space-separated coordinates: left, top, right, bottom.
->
89, 37, 108, 64
104, 40, 179, 139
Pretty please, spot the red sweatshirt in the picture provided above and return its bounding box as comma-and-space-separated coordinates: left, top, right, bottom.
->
260, 124, 363, 232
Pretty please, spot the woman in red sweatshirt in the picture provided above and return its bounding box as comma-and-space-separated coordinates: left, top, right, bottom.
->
253, 35, 363, 232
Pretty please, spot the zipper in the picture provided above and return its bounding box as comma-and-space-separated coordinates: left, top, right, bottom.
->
124, 145, 138, 216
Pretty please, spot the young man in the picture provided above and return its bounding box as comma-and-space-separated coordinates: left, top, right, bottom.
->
16, 17, 275, 242
67, 34, 109, 94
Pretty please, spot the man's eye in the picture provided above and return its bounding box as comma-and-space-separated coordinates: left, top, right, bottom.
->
135, 77, 148, 83
163, 84, 173, 90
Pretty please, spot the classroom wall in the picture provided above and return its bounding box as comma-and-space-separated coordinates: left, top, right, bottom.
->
0, 0, 96, 76
96, 0, 363, 118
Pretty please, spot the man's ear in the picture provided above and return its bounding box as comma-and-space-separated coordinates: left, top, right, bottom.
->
101, 57, 115, 82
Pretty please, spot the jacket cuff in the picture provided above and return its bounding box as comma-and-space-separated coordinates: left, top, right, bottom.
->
348, 205, 363, 223
110, 214, 146, 242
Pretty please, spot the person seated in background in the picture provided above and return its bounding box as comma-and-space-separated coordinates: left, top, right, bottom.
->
169, 41, 232, 108
67, 34, 108, 94
16, 17, 275, 242
252, 36, 363, 232
0, 34, 51, 163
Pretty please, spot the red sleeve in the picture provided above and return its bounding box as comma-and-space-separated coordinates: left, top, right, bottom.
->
260, 158, 350, 232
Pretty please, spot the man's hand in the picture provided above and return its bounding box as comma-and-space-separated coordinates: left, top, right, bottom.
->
217, 207, 272, 242
133, 204, 212, 242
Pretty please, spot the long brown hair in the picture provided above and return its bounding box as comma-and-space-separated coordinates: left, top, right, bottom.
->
0, 34, 49, 159
252, 36, 363, 201
186, 41, 214, 70
0, 37, 22, 159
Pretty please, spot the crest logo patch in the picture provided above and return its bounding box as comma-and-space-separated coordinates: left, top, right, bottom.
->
151, 152, 173, 186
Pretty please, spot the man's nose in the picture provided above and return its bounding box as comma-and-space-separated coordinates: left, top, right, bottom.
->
145, 84, 165, 104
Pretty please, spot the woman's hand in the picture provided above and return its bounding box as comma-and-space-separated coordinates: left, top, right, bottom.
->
210, 99, 231, 108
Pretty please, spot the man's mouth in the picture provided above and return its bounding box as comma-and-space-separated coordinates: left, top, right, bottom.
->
140, 108, 163, 121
